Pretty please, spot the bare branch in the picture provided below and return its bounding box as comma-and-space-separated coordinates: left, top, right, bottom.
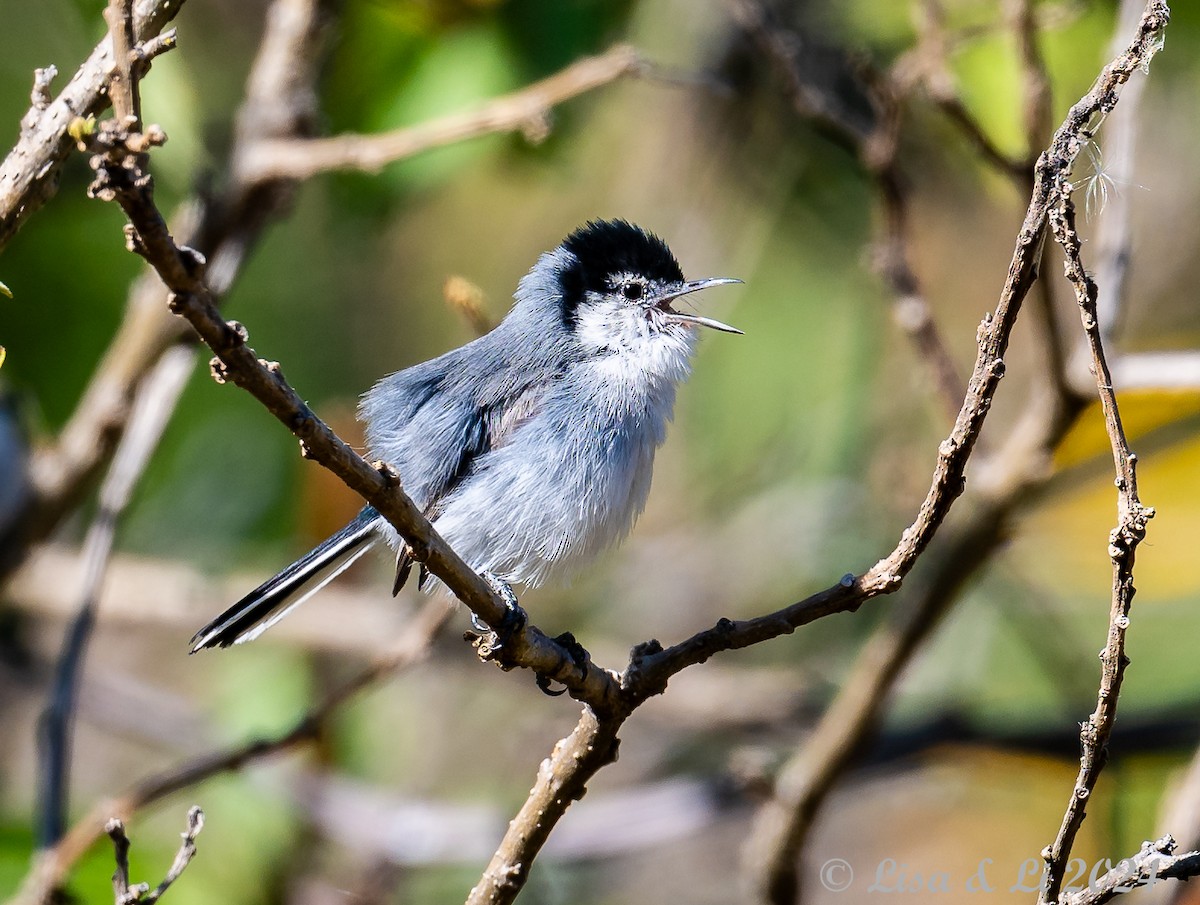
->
235, 44, 643, 184
467, 710, 621, 905
104, 807, 204, 905
1037, 11, 1165, 892
0, 0, 184, 252
1061, 837, 1200, 905
105, 818, 133, 904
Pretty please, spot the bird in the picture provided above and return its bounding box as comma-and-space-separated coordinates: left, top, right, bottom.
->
189, 220, 741, 652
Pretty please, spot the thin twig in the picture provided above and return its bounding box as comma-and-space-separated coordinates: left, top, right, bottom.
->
105, 818, 134, 904
1038, 160, 1158, 903
0, 0, 183, 252
141, 806, 203, 905
105, 807, 204, 905
234, 44, 643, 184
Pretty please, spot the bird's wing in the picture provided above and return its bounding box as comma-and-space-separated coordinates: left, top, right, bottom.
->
361, 342, 550, 593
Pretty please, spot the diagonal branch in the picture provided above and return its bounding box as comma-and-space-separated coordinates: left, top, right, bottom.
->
0, 0, 183, 253
631, 0, 1169, 701
58, 6, 1170, 905
235, 44, 643, 184
82, 108, 622, 707
456, 7, 1172, 902
9, 34, 644, 585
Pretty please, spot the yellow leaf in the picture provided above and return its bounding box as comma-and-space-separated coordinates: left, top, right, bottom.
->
1054, 389, 1200, 471
67, 114, 96, 144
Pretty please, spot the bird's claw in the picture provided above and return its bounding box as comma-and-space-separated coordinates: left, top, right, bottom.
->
535, 631, 590, 697
467, 572, 527, 664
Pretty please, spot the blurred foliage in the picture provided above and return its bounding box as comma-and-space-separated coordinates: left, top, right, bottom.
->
2, 0, 1200, 903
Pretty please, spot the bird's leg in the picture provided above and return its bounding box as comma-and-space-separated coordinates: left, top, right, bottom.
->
472, 571, 527, 646
469, 573, 589, 697
535, 631, 591, 697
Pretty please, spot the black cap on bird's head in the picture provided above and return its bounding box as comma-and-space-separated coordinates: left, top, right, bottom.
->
556, 219, 742, 334
562, 220, 685, 292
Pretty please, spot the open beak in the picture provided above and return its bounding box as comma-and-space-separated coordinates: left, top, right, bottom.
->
655, 278, 743, 335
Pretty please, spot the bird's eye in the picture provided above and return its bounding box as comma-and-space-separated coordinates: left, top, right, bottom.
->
621, 282, 644, 302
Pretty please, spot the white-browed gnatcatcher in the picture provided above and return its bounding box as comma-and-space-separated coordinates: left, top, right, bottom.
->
190, 220, 740, 652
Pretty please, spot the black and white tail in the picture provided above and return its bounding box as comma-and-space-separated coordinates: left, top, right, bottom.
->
189, 507, 382, 652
